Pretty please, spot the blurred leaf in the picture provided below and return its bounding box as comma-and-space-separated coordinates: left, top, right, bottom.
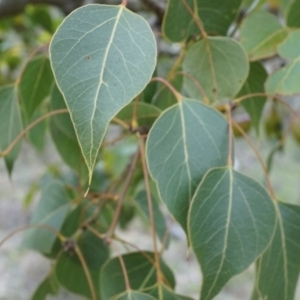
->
23, 182, 38, 208
116, 102, 161, 127
146, 99, 228, 232
28, 5, 54, 33
114, 291, 156, 300
148, 284, 194, 300
265, 30, 300, 95
135, 190, 169, 246
163, 0, 242, 42
240, 11, 288, 61
28, 107, 47, 152
23, 179, 71, 254
19, 55, 53, 118
152, 74, 183, 110
286, 0, 300, 27
183, 37, 249, 102
251, 202, 300, 300
31, 273, 59, 300
238, 62, 268, 133
188, 167, 276, 300
100, 252, 175, 300
56, 230, 109, 299
0, 85, 23, 175
50, 5, 156, 183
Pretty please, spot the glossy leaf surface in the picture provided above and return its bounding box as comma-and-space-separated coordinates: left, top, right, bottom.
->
163, 0, 242, 42
251, 202, 300, 300
100, 252, 175, 300
183, 37, 249, 102
0, 85, 23, 174
188, 167, 276, 300
237, 62, 268, 133
266, 31, 300, 95
50, 4, 156, 182
240, 11, 287, 61
23, 179, 71, 254
19, 55, 53, 118
146, 99, 229, 231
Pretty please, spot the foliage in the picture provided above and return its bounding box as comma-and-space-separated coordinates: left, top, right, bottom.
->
1, 0, 300, 299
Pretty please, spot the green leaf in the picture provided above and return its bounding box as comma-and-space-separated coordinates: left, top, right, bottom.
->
146, 99, 229, 231
116, 102, 162, 127
188, 167, 276, 300
135, 190, 169, 246
0, 85, 23, 174
152, 74, 183, 110
28, 108, 47, 152
19, 55, 53, 118
31, 274, 59, 300
237, 62, 268, 133
163, 0, 242, 42
50, 4, 157, 183
148, 284, 194, 300
23, 179, 71, 254
286, 0, 300, 27
251, 202, 300, 300
265, 30, 300, 95
100, 252, 175, 300
183, 37, 249, 102
114, 291, 156, 300
56, 230, 109, 299
239, 11, 288, 61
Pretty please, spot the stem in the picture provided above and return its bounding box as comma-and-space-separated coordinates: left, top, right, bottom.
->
150, 77, 182, 102
180, 0, 208, 38
0, 224, 65, 248
105, 150, 140, 239
112, 117, 130, 129
75, 245, 97, 300
175, 71, 209, 104
226, 105, 233, 167
233, 121, 276, 200
138, 136, 162, 284
0, 109, 69, 157
121, 0, 128, 6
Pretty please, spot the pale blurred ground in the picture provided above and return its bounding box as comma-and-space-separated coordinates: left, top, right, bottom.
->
1, 134, 300, 300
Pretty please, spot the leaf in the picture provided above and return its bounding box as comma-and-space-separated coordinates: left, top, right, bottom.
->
100, 252, 175, 300
188, 167, 276, 300
251, 202, 300, 300
116, 102, 162, 127
146, 99, 229, 231
148, 284, 194, 300
23, 179, 71, 254
19, 55, 53, 118
237, 62, 268, 133
239, 11, 288, 61
56, 230, 109, 299
31, 274, 59, 300
135, 190, 169, 246
265, 30, 300, 95
183, 37, 249, 102
114, 291, 156, 300
50, 4, 157, 183
163, 0, 242, 42
286, 0, 300, 27
28, 108, 47, 152
152, 74, 183, 110
0, 85, 23, 174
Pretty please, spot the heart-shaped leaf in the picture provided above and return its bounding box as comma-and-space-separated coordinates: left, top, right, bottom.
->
50, 4, 157, 183
251, 202, 300, 300
146, 99, 229, 232
183, 37, 249, 102
188, 167, 276, 300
